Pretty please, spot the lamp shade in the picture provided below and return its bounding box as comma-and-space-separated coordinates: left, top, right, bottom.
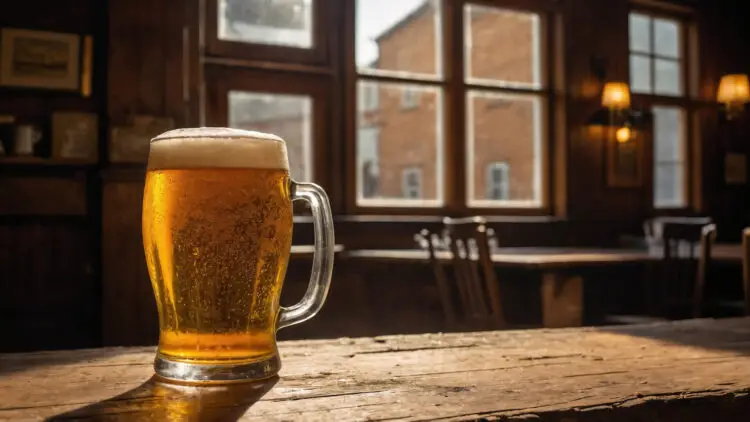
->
601, 82, 631, 109
717, 74, 750, 105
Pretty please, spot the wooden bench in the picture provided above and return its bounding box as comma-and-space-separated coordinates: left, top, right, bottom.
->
3, 318, 750, 421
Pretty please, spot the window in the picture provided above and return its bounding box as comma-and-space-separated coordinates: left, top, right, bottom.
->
228, 91, 313, 181
653, 106, 686, 208
355, 0, 443, 207
358, 126, 380, 199
629, 13, 682, 96
218, 0, 314, 48
354, 1, 549, 210
629, 10, 692, 209
402, 167, 422, 199
401, 88, 420, 109
359, 82, 380, 112
465, 5, 545, 208
485, 162, 510, 200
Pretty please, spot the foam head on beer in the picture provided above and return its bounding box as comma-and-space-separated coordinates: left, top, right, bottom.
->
149, 127, 290, 171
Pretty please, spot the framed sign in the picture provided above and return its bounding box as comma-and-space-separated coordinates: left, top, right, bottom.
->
52, 112, 98, 162
725, 153, 747, 185
0, 28, 81, 91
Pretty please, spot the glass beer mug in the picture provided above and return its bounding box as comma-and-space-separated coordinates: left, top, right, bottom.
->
142, 128, 334, 383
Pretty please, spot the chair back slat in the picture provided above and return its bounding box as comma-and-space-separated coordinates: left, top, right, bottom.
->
415, 229, 457, 328
660, 222, 716, 318
444, 217, 505, 329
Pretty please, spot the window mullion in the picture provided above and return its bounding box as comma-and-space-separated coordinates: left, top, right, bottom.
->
445, 0, 467, 213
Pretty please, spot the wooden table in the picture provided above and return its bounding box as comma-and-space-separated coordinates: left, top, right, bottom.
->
344, 244, 743, 267
3, 318, 750, 421
345, 244, 744, 328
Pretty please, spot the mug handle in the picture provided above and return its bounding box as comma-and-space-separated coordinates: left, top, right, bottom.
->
278, 181, 335, 330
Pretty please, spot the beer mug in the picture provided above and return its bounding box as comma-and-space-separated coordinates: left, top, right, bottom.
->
142, 127, 334, 383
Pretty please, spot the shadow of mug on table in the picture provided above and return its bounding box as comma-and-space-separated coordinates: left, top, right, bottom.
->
47, 375, 278, 421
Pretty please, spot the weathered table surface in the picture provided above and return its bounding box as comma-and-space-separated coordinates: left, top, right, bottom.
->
3, 318, 750, 421
344, 244, 743, 268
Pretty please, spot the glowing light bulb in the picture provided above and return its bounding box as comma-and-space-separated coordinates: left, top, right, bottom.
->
616, 126, 632, 143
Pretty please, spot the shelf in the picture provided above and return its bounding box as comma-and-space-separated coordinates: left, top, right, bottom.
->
0, 156, 97, 167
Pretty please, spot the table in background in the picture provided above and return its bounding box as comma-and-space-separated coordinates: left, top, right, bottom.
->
2, 318, 750, 421
345, 244, 744, 327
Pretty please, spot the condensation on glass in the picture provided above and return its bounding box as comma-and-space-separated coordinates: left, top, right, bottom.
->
466, 90, 543, 207
228, 91, 313, 181
464, 4, 542, 89
355, 0, 443, 78
218, 0, 313, 49
653, 105, 687, 208
355, 81, 443, 206
629, 12, 683, 96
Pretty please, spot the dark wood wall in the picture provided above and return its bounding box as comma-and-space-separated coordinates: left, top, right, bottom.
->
2, 0, 750, 351
0, 0, 106, 352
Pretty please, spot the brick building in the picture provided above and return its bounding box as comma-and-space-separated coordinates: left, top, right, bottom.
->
360, 2, 540, 203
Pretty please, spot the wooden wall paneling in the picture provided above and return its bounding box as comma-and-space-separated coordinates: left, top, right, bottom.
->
0, 224, 97, 352
0, 173, 87, 216
101, 179, 157, 346
563, 0, 650, 220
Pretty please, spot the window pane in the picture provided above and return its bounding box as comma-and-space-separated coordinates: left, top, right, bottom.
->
653, 106, 686, 208
654, 18, 680, 58
655, 163, 685, 208
467, 91, 542, 207
219, 0, 313, 49
629, 13, 651, 53
464, 4, 541, 88
356, 0, 442, 77
228, 91, 313, 181
356, 81, 443, 205
630, 54, 652, 94
655, 59, 682, 96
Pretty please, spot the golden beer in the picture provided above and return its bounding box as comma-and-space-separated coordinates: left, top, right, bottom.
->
142, 128, 333, 383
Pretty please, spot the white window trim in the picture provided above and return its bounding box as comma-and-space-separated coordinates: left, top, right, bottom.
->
401, 167, 422, 199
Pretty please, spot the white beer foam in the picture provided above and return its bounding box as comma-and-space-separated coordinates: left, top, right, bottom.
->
148, 127, 289, 170
148, 128, 289, 170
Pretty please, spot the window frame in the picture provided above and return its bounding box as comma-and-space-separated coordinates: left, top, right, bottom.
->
204, 0, 333, 65
203, 65, 333, 192
345, 0, 558, 215
628, 4, 696, 212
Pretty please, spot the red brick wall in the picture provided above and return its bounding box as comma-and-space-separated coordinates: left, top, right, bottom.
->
369, 6, 538, 202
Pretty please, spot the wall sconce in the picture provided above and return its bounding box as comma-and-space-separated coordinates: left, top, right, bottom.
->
615, 125, 633, 143
718, 74, 750, 120
601, 82, 631, 110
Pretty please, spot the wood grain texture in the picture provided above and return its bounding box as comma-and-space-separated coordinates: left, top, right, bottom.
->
2, 318, 750, 421
0, 176, 87, 216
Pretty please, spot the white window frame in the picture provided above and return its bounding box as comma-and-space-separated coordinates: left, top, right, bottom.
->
629, 9, 693, 210
628, 12, 683, 97
401, 167, 422, 199
485, 162, 510, 200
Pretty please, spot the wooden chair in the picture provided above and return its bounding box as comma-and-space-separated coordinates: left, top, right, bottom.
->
658, 222, 716, 319
415, 217, 505, 330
